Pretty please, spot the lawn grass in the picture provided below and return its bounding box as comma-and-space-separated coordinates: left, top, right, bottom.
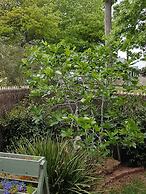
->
110, 179, 146, 194
91, 179, 146, 194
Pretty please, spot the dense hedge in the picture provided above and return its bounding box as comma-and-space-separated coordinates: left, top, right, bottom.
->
0, 104, 49, 151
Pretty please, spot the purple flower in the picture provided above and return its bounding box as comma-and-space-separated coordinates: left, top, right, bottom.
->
4, 182, 12, 190
13, 181, 19, 185
0, 180, 26, 193
17, 184, 24, 192
18, 182, 26, 191
4, 191, 10, 194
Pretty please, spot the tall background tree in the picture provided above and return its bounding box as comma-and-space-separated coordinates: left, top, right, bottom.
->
113, 0, 146, 54
1, 0, 145, 86
54, 0, 104, 49
0, 0, 104, 47
0, 0, 105, 85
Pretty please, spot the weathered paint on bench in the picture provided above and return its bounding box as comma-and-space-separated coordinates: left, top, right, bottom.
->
0, 152, 50, 194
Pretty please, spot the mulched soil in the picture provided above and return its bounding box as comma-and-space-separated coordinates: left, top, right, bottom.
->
95, 158, 146, 194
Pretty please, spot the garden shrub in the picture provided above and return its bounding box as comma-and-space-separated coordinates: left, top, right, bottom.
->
2, 96, 146, 167
22, 41, 146, 167
15, 138, 95, 194
118, 143, 146, 167
0, 103, 49, 151
108, 95, 146, 166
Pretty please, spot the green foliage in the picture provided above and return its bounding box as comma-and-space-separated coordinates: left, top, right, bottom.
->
0, 0, 60, 44
106, 95, 146, 166
0, 103, 49, 150
0, 0, 104, 48
113, 0, 146, 51
104, 118, 144, 148
15, 138, 95, 194
1, 0, 146, 168
54, 0, 104, 48
27, 185, 36, 194
104, 96, 146, 145
0, 0, 104, 84
0, 40, 24, 86
23, 41, 144, 159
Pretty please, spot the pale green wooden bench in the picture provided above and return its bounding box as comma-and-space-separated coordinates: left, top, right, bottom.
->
0, 152, 50, 194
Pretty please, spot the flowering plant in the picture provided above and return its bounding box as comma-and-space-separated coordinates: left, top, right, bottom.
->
0, 180, 34, 194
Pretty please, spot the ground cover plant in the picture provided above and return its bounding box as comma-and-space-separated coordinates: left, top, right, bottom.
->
0, 180, 35, 194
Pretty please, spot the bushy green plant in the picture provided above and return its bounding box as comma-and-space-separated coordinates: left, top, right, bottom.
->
0, 41, 24, 86
22, 41, 144, 160
15, 138, 95, 194
0, 103, 50, 151
104, 95, 146, 164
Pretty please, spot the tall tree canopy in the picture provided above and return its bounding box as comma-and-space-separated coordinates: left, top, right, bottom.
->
54, 0, 104, 48
0, 0, 61, 45
113, 0, 146, 52
0, 0, 104, 48
1, 0, 145, 85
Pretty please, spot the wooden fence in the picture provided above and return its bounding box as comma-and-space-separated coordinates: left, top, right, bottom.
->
0, 86, 29, 116
0, 85, 146, 117
116, 91, 146, 97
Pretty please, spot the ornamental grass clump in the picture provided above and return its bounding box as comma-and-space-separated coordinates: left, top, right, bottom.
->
15, 138, 95, 194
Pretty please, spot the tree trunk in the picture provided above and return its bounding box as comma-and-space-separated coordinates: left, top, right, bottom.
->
105, 0, 112, 36
100, 0, 113, 132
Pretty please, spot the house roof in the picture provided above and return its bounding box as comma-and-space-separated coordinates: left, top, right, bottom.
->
130, 60, 146, 70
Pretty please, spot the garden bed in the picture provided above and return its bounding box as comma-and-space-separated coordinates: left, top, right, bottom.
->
0, 152, 49, 194
94, 158, 146, 193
